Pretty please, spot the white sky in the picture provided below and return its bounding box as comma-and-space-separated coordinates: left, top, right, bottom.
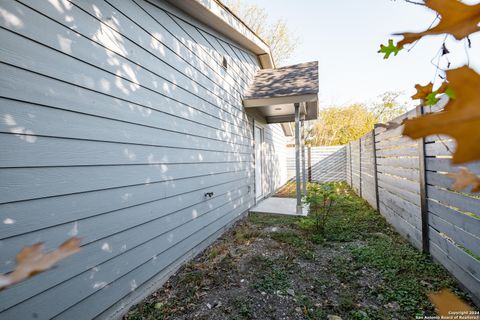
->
240, 0, 480, 109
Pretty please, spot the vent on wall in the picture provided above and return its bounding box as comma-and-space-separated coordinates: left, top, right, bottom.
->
222, 56, 228, 70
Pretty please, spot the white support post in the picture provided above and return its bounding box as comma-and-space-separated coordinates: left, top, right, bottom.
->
294, 103, 302, 214
301, 117, 307, 197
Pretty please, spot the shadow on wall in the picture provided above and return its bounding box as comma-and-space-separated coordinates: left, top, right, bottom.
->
0, 0, 262, 318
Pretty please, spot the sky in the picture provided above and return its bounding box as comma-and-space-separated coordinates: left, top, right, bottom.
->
239, 0, 480, 108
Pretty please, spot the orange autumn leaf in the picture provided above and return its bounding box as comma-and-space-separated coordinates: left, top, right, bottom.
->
446, 168, 480, 192
403, 66, 480, 164
437, 81, 449, 94
0, 237, 81, 290
397, 0, 480, 48
412, 82, 434, 100
428, 288, 474, 317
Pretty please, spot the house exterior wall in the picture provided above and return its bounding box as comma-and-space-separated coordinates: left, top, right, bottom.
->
0, 1, 287, 319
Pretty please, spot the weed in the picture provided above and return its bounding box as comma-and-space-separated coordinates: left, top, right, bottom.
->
296, 294, 327, 319
248, 212, 299, 226
124, 182, 473, 320
233, 223, 259, 243
231, 296, 252, 319
350, 235, 459, 317
253, 257, 290, 293
338, 293, 355, 312
270, 230, 305, 247
270, 230, 316, 260
332, 256, 355, 283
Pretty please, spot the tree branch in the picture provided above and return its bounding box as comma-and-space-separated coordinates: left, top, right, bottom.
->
403, 0, 426, 6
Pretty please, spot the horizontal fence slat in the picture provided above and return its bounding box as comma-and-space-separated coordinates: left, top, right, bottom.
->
378, 172, 420, 195
429, 212, 480, 257
429, 228, 480, 286
428, 200, 480, 241
376, 136, 418, 149
427, 185, 480, 215
376, 157, 419, 169
425, 140, 456, 157
377, 165, 420, 181
379, 188, 421, 228
376, 144, 419, 157
426, 158, 480, 175
379, 201, 422, 250
429, 235, 480, 307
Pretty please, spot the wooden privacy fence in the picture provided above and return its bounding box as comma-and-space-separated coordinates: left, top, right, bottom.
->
287, 145, 346, 182
346, 97, 480, 306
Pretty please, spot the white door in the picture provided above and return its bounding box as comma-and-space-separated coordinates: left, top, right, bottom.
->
254, 126, 263, 200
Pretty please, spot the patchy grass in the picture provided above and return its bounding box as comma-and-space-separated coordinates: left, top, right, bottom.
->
253, 256, 291, 293
273, 180, 297, 198
124, 182, 475, 320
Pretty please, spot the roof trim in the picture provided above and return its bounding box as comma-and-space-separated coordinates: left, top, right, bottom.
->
243, 94, 317, 108
166, 0, 274, 68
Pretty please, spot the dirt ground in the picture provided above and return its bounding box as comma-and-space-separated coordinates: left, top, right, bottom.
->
124, 184, 475, 320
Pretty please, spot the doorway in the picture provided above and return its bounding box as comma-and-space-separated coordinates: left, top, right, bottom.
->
254, 125, 264, 201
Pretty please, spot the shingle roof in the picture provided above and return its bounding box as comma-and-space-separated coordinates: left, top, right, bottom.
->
243, 61, 318, 100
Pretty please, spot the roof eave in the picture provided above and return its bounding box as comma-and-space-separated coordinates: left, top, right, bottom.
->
243, 94, 318, 108
166, 0, 274, 69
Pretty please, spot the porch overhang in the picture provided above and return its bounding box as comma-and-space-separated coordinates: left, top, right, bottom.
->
244, 61, 318, 215
242, 61, 319, 124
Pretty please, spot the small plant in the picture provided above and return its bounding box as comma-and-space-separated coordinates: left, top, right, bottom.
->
300, 182, 343, 234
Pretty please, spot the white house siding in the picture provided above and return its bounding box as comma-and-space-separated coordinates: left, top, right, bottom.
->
0, 1, 286, 319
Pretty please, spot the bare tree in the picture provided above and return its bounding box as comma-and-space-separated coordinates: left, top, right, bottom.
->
222, 0, 300, 66
371, 91, 408, 123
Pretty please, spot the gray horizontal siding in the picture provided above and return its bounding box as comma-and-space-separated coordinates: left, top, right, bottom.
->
0, 0, 287, 319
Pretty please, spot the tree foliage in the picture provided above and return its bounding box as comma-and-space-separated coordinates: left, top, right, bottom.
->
307, 104, 376, 146
222, 0, 299, 65
307, 92, 407, 146
382, 0, 480, 188
372, 91, 408, 123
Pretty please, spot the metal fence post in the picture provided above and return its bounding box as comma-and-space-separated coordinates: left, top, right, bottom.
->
416, 105, 430, 254
358, 138, 362, 197
307, 146, 312, 182
349, 143, 353, 187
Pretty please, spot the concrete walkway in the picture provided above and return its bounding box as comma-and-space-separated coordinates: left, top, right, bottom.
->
250, 197, 309, 216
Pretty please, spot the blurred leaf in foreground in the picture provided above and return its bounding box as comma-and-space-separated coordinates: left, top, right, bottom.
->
0, 237, 81, 290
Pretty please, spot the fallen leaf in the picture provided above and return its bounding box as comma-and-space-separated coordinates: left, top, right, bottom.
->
411, 82, 434, 100
378, 39, 402, 59
0, 237, 81, 290
428, 288, 474, 317
397, 0, 480, 47
403, 66, 480, 164
446, 168, 480, 192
